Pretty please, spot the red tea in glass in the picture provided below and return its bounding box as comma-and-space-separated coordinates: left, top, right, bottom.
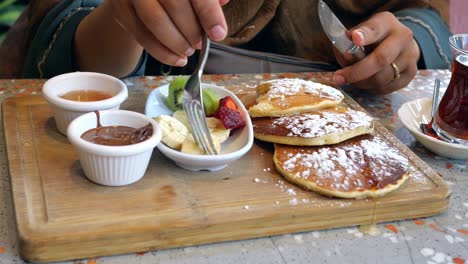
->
433, 34, 468, 145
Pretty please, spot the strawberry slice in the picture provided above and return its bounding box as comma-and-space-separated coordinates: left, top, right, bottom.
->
209, 96, 246, 130
219, 96, 238, 111
214, 106, 246, 129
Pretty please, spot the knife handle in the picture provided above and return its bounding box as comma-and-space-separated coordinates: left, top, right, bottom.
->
348, 45, 366, 60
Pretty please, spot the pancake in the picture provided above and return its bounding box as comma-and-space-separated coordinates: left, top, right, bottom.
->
273, 135, 409, 199
252, 106, 374, 146
248, 78, 344, 117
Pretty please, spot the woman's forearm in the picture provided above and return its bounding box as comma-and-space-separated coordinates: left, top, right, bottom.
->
74, 1, 143, 78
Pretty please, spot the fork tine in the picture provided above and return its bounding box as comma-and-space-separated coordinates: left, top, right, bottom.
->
184, 101, 218, 155
190, 106, 210, 153
193, 102, 218, 155
184, 102, 204, 149
191, 102, 217, 155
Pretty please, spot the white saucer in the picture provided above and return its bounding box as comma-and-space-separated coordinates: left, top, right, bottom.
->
398, 97, 468, 160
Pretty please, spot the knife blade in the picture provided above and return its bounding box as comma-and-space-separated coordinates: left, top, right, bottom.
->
318, 0, 365, 60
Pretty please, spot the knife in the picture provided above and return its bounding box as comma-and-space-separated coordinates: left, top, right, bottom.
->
318, 0, 366, 60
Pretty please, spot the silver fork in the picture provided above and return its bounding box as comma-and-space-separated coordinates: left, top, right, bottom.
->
183, 34, 218, 155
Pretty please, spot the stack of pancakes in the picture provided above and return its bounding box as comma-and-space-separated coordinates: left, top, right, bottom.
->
249, 78, 409, 199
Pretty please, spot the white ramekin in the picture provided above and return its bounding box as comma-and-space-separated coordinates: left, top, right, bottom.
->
42, 72, 128, 135
67, 110, 162, 186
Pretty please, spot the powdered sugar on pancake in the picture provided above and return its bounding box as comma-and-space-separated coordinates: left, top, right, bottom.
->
263, 78, 343, 101
279, 136, 408, 192
272, 109, 373, 138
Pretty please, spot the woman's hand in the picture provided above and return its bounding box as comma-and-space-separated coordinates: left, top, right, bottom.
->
332, 12, 420, 94
107, 0, 229, 67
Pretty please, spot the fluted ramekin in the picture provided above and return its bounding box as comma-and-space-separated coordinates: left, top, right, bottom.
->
42, 72, 128, 135
67, 110, 162, 186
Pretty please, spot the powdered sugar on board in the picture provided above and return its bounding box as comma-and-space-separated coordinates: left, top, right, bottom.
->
262, 78, 344, 101
407, 166, 431, 185
253, 177, 353, 208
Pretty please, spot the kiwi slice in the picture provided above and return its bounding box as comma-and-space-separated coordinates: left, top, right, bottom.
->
166, 76, 220, 114
166, 76, 188, 111
202, 88, 220, 115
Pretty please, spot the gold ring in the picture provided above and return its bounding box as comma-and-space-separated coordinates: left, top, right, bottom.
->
391, 62, 400, 80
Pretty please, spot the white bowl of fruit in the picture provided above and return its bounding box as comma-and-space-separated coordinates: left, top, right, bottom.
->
145, 77, 254, 171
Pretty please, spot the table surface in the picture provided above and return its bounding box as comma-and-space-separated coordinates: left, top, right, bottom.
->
0, 70, 466, 264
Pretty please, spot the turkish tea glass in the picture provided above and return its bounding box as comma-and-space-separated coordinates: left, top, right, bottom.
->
432, 34, 468, 145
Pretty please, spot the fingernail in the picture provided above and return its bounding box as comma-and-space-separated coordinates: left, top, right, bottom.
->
355, 30, 365, 43
333, 74, 346, 85
185, 47, 195, 56
209, 25, 226, 41
175, 57, 187, 67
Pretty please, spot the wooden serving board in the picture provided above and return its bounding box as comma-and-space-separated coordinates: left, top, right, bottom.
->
3, 94, 449, 263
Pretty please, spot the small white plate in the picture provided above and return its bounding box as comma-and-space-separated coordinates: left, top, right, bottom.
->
145, 83, 254, 171
398, 97, 468, 160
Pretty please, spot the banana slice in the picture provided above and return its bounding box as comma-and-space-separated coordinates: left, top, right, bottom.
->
172, 110, 190, 129
154, 115, 189, 150
173, 111, 231, 144
181, 134, 221, 155
206, 117, 230, 143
